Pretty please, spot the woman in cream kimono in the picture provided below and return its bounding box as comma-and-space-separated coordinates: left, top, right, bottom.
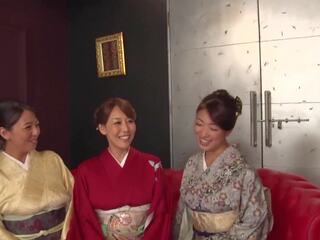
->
174, 90, 272, 240
0, 100, 74, 240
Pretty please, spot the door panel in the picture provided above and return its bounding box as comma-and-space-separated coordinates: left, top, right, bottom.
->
230, 104, 262, 169
169, 0, 259, 50
172, 105, 198, 170
169, 0, 320, 185
259, 0, 320, 41
171, 43, 261, 106
170, 42, 262, 169
255, 43, 320, 185
169, 0, 261, 170
261, 37, 320, 102
263, 103, 319, 167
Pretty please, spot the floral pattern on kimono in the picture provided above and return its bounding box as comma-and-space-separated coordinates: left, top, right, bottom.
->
173, 145, 272, 240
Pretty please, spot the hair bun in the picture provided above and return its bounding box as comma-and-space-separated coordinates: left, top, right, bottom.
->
234, 96, 242, 116
214, 89, 229, 97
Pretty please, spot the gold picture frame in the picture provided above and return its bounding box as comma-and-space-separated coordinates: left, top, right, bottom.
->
95, 32, 126, 78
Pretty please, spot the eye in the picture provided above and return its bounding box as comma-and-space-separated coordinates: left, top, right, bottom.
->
24, 125, 32, 130
195, 121, 203, 127
209, 124, 221, 131
127, 119, 135, 124
113, 121, 121, 125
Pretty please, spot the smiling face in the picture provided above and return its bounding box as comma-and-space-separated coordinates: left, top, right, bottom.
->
0, 110, 40, 161
194, 109, 229, 154
98, 106, 136, 156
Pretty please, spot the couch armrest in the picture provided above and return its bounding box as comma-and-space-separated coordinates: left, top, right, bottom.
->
258, 168, 320, 240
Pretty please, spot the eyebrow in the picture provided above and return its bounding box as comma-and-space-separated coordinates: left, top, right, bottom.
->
196, 118, 217, 126
22, 120, 39, 125
110, 117, 122, 121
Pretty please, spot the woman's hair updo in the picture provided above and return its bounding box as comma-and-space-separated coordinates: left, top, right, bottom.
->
0, 100, 34, 149
94, 97, 136, 128
196, 89, 242, 131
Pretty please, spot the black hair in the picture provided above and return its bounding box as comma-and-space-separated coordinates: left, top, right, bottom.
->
0, 100, 34, 149
196, 89, 242, 131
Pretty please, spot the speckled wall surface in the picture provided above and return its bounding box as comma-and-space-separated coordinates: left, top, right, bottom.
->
168, 0, 320, 185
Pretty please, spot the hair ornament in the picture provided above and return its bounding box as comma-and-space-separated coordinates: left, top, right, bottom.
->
235, 96, 242, 117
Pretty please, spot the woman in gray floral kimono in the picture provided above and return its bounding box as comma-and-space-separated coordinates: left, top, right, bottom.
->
174, 89, 272, 240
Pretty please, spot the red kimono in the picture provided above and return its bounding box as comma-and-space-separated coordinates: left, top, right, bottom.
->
67, 147, 171, 240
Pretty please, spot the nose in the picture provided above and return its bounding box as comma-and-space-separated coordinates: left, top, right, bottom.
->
121, 121, 129, 132
200, 126, 210, 138
32, 125, 40, 137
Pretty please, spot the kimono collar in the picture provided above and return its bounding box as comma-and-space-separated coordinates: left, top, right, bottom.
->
202, 152, 207, 171
1, 151, 30, 170
202, 145, 238, 171
107, 148, 129, 168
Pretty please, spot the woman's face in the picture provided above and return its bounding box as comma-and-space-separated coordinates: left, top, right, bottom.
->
1, 110, 40, 158
98, 106, 136, 153
194, 109, 229, 153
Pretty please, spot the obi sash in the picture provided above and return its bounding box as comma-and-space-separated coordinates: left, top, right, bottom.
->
2, 207, 66, 240
189, 208, 238, 234
95, 204, 152, 240
178, 207, 238, 240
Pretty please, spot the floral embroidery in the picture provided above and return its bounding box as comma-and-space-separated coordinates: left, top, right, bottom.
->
175, 145, 271, 240
148, 160, 161, 172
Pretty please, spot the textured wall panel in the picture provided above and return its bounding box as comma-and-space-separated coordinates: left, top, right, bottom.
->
259, 0, 320, 41
169, 0, 259, 50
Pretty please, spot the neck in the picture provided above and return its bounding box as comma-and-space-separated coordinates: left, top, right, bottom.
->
205, 142, 229, 167
4, 147, 28, 163
108, 147, 129, 163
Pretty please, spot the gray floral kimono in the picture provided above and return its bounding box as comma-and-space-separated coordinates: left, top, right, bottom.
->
173, 145, 272, 240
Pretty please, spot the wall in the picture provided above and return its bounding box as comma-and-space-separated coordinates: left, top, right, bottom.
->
68, 0, 170, 168
0, 0, 70, 162
168, 0, 320, 185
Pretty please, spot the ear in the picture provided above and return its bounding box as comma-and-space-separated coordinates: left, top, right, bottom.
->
0, 127, 10, 141
97, 124, 107, 136
225, 130, 232, 137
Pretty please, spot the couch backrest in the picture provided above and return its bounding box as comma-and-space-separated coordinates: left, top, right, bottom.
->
163, 168, 320, 240
257, 168, 320, 240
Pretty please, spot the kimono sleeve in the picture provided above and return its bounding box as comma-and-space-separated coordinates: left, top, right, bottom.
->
0, 220, 18, 240
229, 169, 271, 240
67, 167, 104, 240
172, 194, 187, 240
172, 164, 193, 240
143, 159, 172, 240
53, 154, 74, 240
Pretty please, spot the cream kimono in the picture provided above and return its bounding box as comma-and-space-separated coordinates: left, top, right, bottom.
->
0, 150, 74, 240
174, 145, 272, 240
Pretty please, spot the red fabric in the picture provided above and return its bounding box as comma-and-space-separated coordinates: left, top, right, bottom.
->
67, 148, 170, 240
163, 169, 183, 224
163, 168, 320, 240
257, 168, 320, 240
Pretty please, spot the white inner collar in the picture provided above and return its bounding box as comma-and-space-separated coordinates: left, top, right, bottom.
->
108, 149, 129, 168
1, 151, 30, 170
202, 152, 207, 171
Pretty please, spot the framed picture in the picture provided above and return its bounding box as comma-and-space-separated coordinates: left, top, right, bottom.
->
95, 32, 126, 78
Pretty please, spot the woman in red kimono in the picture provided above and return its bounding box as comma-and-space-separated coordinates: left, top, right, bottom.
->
67, 98, 170, 240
